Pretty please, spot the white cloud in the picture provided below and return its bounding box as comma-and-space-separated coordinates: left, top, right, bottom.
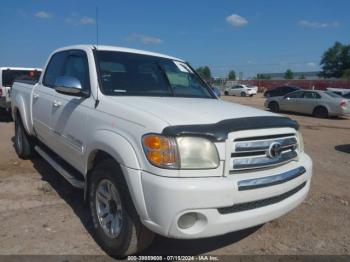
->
307, 62, 316, 68
65, 14, 95, 26
79, 16, 95, 25
34, 11, 53, 19
226, 14, 248, 27
298, 20, 340, 28
125, 34, 163, 45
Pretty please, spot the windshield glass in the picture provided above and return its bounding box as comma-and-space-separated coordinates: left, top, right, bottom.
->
325, 91, 343, 98
95, 51, 215, 98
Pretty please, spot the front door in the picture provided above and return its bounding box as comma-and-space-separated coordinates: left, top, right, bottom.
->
280, 91, 304, 112
50, 50, 92, 172
32, 51, 67, 146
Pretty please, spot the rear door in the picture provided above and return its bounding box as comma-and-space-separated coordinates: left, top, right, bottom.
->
50, 50, 91, 171
32, 52, 68, 145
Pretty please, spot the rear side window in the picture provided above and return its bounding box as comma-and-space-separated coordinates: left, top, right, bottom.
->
303, 92, 321, 99
2, 70, 41, 86
325, 91, 343, 98
43, 52, 67, 87
63, 52, 90, 92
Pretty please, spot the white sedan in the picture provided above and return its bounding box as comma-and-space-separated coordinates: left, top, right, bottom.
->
224, 84, 257, 97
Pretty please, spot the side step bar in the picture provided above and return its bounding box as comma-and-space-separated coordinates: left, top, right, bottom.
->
34, 146, 85, 189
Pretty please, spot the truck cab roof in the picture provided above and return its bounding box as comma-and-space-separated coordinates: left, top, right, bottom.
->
53, 45, 185, 62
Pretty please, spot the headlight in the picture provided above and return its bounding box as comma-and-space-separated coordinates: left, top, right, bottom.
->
176, 137, 219, 169
297, 131, 304, 152
142, 135, 219, 169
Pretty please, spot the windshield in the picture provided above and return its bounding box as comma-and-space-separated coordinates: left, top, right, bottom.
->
95, 51, 215, 98
325, 91, 343, 98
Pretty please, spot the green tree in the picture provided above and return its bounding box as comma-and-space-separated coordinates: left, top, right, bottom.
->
256, 74, 271, 80
342, 68, 350, 80
284, 69, 294, 79
320, 42, 350, 78
228, 70, 236, 80
196, 66, 212, 81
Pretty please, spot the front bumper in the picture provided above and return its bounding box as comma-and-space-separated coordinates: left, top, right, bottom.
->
139, 153, 312, 239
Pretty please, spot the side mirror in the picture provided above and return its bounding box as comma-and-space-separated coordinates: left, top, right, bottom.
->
54, 76, 87, 97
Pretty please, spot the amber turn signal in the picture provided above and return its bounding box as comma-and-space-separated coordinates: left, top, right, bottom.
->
142, 134, 179, 168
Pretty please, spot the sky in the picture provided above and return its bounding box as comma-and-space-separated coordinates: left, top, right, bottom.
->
0, 0, 349, 78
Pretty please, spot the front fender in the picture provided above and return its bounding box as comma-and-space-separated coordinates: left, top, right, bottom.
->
84, 129, 141, 172
84, 129, 149, 219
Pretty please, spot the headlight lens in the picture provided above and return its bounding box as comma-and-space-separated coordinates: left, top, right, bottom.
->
142, 135, 220, 169
142, 134, 179, 169
297, 131, 304, 152
176, 137, 219, 169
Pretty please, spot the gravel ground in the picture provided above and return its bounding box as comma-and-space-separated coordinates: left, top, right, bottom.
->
0, 94, 349, 257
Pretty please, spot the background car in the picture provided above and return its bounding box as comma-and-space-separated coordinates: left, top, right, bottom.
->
265, 90, 350, 118
264, 85, 301, 98
224, 84, 257, 97
211, 86, 221, 97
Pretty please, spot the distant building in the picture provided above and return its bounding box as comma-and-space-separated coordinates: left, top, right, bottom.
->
259, 71, 321, 80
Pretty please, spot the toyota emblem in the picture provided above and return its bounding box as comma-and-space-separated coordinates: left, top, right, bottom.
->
267, 142, 283, 159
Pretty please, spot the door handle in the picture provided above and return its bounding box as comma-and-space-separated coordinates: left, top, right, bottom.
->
53, 100, 62, 107
33, 93, 39, 99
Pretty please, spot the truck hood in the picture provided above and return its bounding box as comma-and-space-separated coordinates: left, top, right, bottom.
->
108, 96, 277, 126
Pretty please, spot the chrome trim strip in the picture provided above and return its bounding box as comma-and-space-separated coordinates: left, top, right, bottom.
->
237, 166, 306, 191
233, 150, 297, 170
235, 137, 297, 152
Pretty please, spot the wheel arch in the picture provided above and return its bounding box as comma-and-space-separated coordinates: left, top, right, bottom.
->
12, 95, 32, 134
313, 104, 329, 115
83, 131, 148, 219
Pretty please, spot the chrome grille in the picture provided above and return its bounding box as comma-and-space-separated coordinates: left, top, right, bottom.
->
230, 133, 298, 172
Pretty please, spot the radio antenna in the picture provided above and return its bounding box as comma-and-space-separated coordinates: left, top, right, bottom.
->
94, 6, 100, 108
95, 6, 99, 49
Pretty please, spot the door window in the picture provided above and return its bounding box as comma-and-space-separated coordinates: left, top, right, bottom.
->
43, 52, 67, 87
303, 92, 321, 99
285, 91, 304, 98
63, 52, 90, 93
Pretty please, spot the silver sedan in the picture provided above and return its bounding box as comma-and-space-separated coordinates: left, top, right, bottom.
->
265, 90, 350, 118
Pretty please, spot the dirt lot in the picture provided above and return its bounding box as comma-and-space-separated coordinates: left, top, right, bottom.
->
0, 95, 349, 256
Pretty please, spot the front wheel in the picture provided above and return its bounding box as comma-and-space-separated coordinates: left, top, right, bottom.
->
268, 102, 280, 113
14, 116, 34, 159
240, 92, 246, 97
89, 159, 154, 257
224, 91, 229, 96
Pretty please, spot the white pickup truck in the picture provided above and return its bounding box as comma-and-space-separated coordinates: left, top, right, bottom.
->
11, 45, 312, 257
0, 67, 41, 110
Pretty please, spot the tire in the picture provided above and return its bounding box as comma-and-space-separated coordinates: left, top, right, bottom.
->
14, 115, 34, 159
240, 92, 246, 97
89, 159, 154, 257
249, 94, 253, 97
224, 91, 229, 96
313, 106, 328, 118
268, 102, 280, 113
